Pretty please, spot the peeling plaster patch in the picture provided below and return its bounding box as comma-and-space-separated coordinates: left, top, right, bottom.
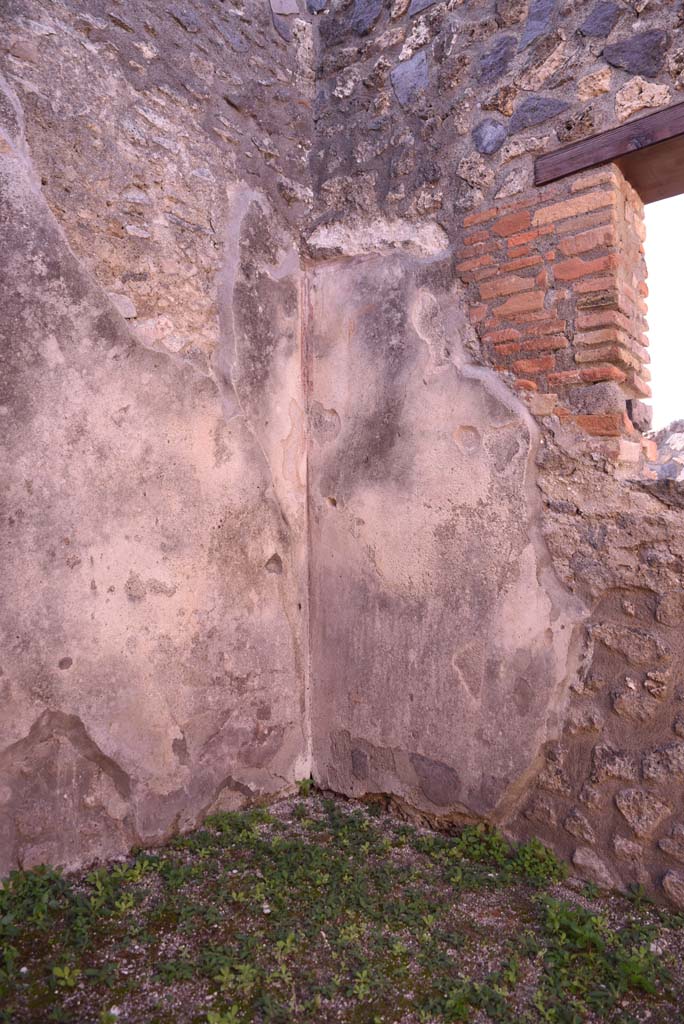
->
307, 217, 449, 258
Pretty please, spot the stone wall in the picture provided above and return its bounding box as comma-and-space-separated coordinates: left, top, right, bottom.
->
308, 0, 684, 908
3, 0, 684, 908
0, 0, 314, 875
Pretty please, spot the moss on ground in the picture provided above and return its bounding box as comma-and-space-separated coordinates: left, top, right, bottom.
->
1, 791, 682, 1023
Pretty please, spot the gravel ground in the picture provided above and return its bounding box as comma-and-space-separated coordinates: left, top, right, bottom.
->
1, 790, 683, 1024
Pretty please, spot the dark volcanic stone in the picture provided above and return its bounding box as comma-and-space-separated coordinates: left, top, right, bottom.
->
391, 50, 429, 106
479, 35, 516, 83
272, 13, 292, 40
604, 30, 669, 78
307, 0, 327, 10
627, 398, 653, 433
580, 1, 620, 38
351, 0, 383, 35
519, 0, 557, 50
167, 5, 201, 32
510, 95, 569, 132
472, 118, 508, 154
409, 0, 437, 14
270, 0, 299, 12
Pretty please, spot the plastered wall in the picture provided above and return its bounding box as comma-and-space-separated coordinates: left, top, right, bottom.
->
3, 0, 684, 908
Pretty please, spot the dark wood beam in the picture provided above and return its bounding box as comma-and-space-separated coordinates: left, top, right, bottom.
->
535, 101, 684, 203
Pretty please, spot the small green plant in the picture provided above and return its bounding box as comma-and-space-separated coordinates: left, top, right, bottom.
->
297, 777, 314, 797
0, 795, 681, 1024
52, 964, 81, 988
207, 1008, 241, 1024
513, 836, 567, 886
352, 967, 372, 1000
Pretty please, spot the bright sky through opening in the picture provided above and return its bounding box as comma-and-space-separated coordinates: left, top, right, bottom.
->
643, 195, 684, 432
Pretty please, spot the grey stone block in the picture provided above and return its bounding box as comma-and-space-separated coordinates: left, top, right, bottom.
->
391, 50, 429, 107
604, 30, 669, 78
510, 95, 569, 132
472, 118, 508, 154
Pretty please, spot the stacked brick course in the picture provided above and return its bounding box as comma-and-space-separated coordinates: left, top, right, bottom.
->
457, 164, 654, 462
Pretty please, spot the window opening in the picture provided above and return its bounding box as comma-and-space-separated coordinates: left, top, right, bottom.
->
643, 194, 684, 479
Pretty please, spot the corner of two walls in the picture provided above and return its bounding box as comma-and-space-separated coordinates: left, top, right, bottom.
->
4, 0, 684, 910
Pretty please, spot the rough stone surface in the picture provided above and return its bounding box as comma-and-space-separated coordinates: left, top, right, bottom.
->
519, 0, 557, 51
572, 847, 617, 890
578, 68, 612, 101
472, 118, 508, 155
391, 50, 429, 107
663, 871, 684, 910
510, 95, 570, 132
409, 0, 437, 14
604, 30, 669, 79
351, 0, 383, 36
642, 743, 684, 782
479, 35, 517, 83
615, 76, 671, 121
659, 824, 684, 864
615, 789, 671, 838
580, 2, 620, 38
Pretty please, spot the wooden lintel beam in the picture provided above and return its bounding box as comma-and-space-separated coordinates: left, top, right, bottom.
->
535, 101, 684, 189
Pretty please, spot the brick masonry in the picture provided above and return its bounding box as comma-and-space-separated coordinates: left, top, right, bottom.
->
457, 165, 653, 462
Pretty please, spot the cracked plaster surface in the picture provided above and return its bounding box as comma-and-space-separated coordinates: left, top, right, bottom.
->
0, 0, 588, 874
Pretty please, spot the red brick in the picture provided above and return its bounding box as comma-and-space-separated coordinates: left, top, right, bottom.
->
554, 254, 616, 281
521, 334, 569, 353
513, 379, 539, 391
492, 290, 545, 318
548, 370, 582, 388
533, 190, 616, 227
573, 413, 626, 437
575, 275, 615, 294
483, 327, 521, 344
463, 207, 498, 228
495, 341, 524, 356
521, 318, 567, 337
456, 253, 495, 273
496, 192, 538, 213
576, 310, 632, 334
493, 210, 532, 237
556, 210, 615, 236
579, 365, 627, 384
574, 344, 640, 371
483, 314, 563, 335
507, 225, 554, 248
470, 266, 501, 284
501, 255, 543, 273
570, 167, 620, 194
575, 328, 630, 348
512, 355, 555, 375
471, 304, 487, 323
506, 244, 534, 260
463, 228, 491, 247
626, 372, 652, 398
479, 274, 536, 300
558, 225, 616, 256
